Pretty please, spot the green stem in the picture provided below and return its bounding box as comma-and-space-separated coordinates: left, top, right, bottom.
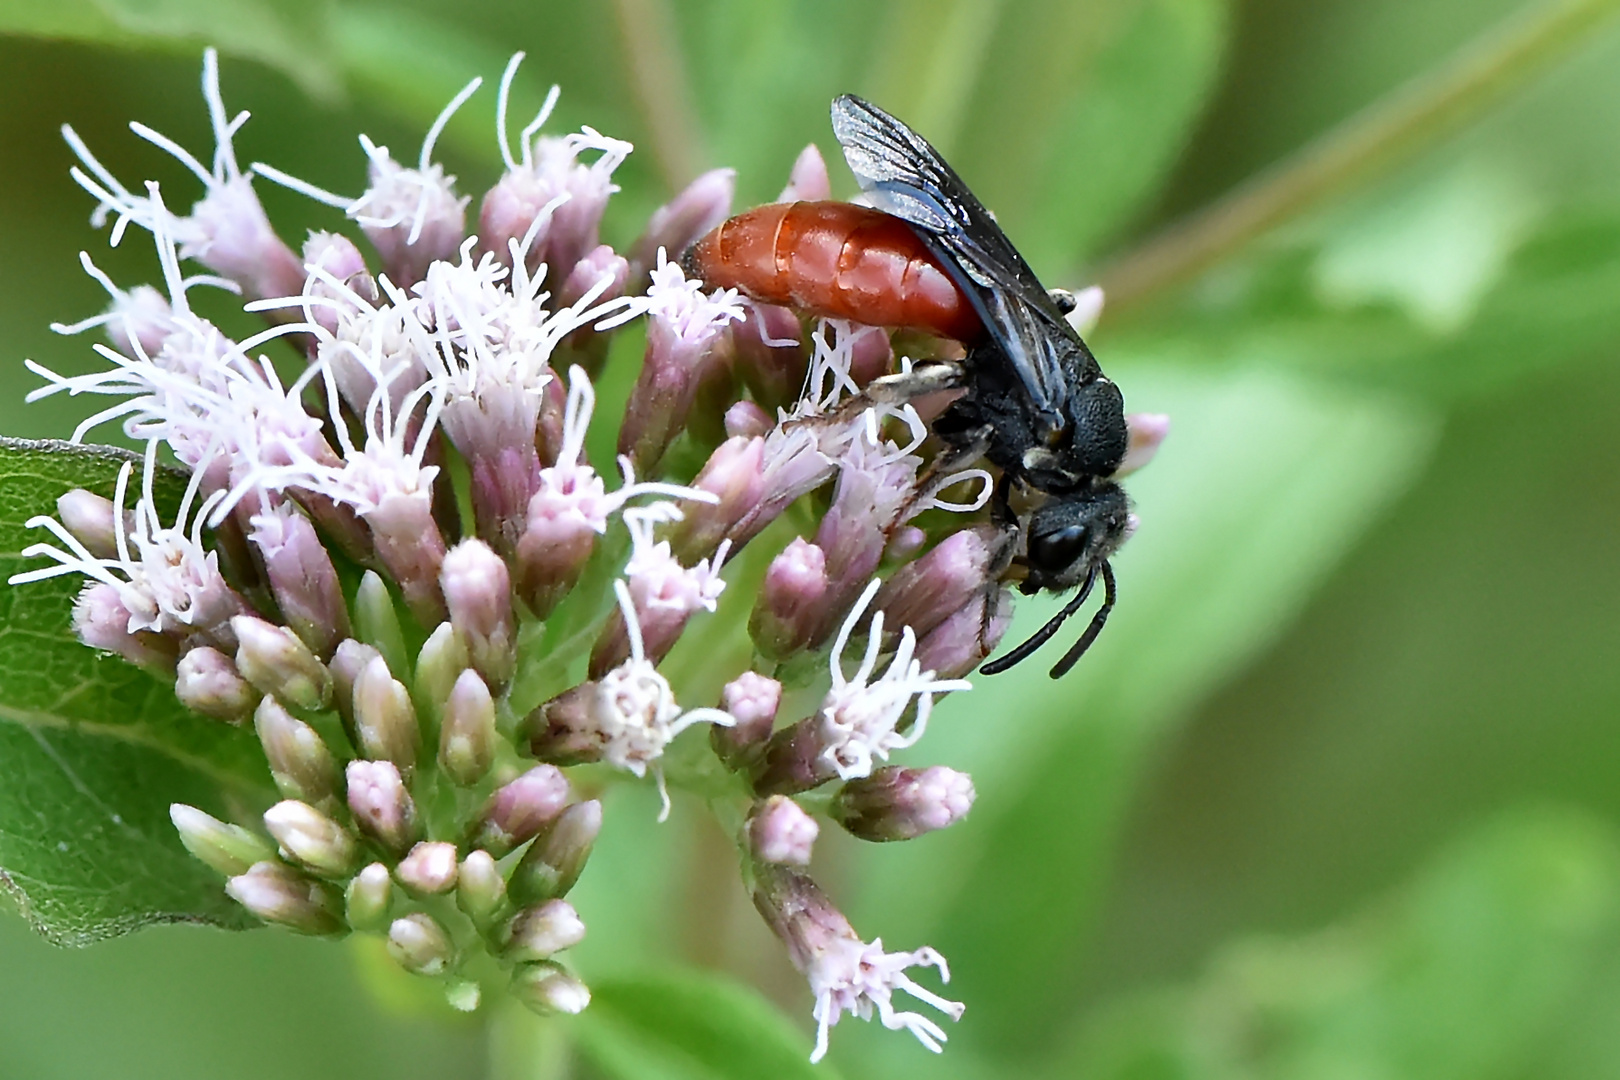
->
1097, 0, 1620, 313
611, 0, 708, 190
486, 1000, 572, 1080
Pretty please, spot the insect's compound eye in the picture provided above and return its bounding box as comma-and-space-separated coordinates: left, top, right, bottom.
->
1030, 523, 1089, 572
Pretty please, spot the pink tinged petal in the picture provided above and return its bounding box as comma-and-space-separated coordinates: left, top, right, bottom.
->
748, 795, 819, 866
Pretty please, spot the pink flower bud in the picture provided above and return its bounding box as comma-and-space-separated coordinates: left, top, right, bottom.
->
387, 911, 456, 974
439, 668, 497, 787
345, 862, 393, 931
457, 850, 509, 930
778, 143, 830, 202
329, 638, 382, 736
254, 697, 340, 810
712, 671, 780, 767
509, 799, 601, 905
748, 795, 819, 866
630, 167, 736, 272
724, 400, 773, 439
502, 899, 587, 961
175, 645, 258, 724
750, 538, 830, 659
875, 526, 1005, 642
440, 539, 515, 689
1115, 412, 1170, 478
55, 489, 123, 560
668, 436, 766, 562
472, 765, 572, 856
232, 615, 332, 712
227, 861, 342, 935
512, 961, 590, 1016
397, 841, 460, 895
345, 760, 419, 854
249, 504, 350, 659
914, 587, 1014, 680
353, 655, 420, 778
733, 303, 807, 414
170, 804, 275, 876
831, 766, 975, 842
264, 799, 358, 877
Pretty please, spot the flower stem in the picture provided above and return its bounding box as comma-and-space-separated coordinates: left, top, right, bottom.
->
611, 0, 709, 190
1098, 0, 1620, 313
486, 1000, 572, 1080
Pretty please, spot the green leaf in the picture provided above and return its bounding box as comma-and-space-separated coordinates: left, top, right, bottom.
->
1050, 810, 1620, 1080
0, 0, 339, 98
844, 362, 1438, 1058
572, 967, 834, 1080
0, 439, 274, 945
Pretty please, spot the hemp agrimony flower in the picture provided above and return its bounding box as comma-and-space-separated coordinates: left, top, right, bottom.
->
8, 47, 1160, 1063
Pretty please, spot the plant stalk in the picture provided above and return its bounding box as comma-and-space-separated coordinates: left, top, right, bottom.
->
1097, 0, 1620, 313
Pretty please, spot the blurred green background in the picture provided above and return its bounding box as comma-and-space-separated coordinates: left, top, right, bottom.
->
2, 0, 1620, 1076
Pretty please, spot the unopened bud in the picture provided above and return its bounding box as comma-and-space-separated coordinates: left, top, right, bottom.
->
345, 760, 419, 853
509, 799, 601, 905
457, 850, 510, 930
396, 841, 460, 895
712, 671, 780, 767
345, 862, 393, 931
170, 804, 275, 876
387, 912, 456, 976
724, 399, 772, 439
56, 489, 123, 559
733, 303, 807, 413
876, 527, 1004, 642
1115, 412, 1170, 478
515, 489, 599, 619
232, 615, 332, 711
748, 795, 818, 866
227, 861, 343, 935
512, 961, 591, 1016
472, 765, 571, 856
831, 766, 975, 842
249, 505, 350, 658
413, 621, 469, 723
668, 435, 766, 561
750, 537, 829, 659
353, 655, 420, 777
354, 570, 410, 680
175, 646, 258, 723
914, 587, 1014, 680
631, 167, 736, 271
263, 800, 358, 877
440, 539, 515, 689
502, 899, 587, 961
439, 669, 497, 786
329, 638, 382, 736
254, 697, 340, 810
778, 143, 830, 202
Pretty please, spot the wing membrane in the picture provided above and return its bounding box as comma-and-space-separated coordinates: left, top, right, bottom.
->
831, 94, 1075, 415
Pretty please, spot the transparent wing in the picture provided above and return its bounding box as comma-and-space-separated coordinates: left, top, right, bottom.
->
830, 94, 1076, 416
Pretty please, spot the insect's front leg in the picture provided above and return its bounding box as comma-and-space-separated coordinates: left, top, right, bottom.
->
862, 359, 967, 407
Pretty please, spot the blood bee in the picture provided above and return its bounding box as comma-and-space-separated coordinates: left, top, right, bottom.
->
686, 96, 1137, 679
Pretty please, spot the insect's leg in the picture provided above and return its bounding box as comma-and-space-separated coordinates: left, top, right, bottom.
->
862, 359, 966, 407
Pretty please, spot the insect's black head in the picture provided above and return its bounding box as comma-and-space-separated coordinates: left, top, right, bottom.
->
1021, 481, 1131, 594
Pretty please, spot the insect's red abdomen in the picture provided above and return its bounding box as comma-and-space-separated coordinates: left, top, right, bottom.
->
686, 201, 982, 343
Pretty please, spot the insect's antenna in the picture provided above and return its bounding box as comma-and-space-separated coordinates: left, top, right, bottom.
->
1049, 561, 1116, 679
980, 565, 1098, 676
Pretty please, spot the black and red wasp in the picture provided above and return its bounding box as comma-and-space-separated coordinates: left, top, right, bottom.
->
685, 95, 1134, 678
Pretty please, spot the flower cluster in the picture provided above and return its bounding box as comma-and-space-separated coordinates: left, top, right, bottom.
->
10, 51, 1164, 1062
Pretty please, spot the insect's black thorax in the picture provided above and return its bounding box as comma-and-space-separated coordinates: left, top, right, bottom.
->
939, 340, 1128, 493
